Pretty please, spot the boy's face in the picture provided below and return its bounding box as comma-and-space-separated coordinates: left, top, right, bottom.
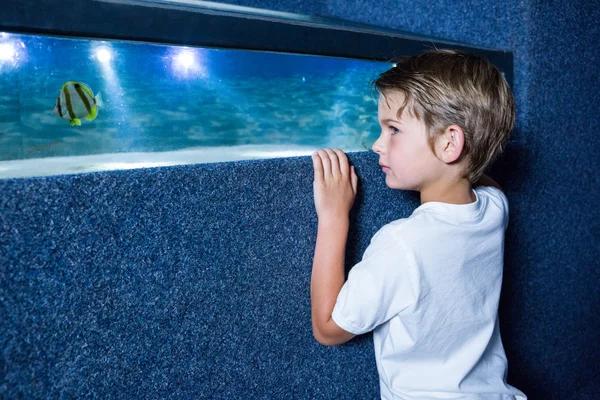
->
372, 91, 443, 191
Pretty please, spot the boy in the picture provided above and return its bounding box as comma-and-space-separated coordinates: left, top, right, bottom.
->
310, 49, 527, 399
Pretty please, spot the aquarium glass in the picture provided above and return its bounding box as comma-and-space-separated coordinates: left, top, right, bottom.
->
0, 32, 391, 178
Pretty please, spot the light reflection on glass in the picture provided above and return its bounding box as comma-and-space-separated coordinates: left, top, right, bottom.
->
0, 42, 16, 61
0, 33, 26, 68
95, 47, 113, 63
170, 47, 207, 78
91, 42, 130, 129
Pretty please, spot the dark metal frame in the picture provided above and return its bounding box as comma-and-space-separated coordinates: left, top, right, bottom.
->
1, 0, 513, 86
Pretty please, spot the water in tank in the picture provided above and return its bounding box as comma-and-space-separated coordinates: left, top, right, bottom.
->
0, 32, 391, 179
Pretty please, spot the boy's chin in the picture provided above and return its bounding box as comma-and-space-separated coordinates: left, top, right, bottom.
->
384, 175, 404, 190
385, 175, 417, 191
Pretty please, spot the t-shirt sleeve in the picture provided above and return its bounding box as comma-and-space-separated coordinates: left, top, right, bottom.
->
479, 186, 509, 230
331, 225, 417, 335
498, 188, 510, 230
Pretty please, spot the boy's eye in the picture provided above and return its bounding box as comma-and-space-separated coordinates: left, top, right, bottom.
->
390, 126, 400, 135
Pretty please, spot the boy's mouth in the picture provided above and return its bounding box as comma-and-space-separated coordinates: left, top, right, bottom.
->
379, 162, 391, 173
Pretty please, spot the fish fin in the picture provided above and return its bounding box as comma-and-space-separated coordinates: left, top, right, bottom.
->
85, 105, 98, 121
70, 118, 81, 126
94, 92, 103, 108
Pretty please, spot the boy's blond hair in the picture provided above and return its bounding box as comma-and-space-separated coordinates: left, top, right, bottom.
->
371, 48, 515, 184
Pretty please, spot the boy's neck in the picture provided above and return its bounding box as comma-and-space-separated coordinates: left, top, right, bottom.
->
419, 179, 475, 205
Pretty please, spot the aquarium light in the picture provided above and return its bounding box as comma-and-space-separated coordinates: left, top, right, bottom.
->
170, 48, 207, 78
0, 42, 15, 61
174, 49, 196, 70
95, 47, 113, 63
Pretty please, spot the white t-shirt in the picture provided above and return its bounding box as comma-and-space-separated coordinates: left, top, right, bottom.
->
332, 186, 527, 400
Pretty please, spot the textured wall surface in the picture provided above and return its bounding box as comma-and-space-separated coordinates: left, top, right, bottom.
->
1, 153, 421, 398
2, 0, 599, 399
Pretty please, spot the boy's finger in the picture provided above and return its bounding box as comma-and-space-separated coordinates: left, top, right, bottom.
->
312, 152, 323, 182
334, 149, 349, 178
318, 149, 332, 180
351, 166, 358, 194
324, 148, 339, 178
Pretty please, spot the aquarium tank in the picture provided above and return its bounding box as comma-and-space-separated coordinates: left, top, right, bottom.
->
0, 31, 391, 179
0, 0, 511, 179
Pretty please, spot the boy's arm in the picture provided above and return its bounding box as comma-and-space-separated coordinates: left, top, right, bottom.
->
311, 217, 356, 346
310, 148, 357, 346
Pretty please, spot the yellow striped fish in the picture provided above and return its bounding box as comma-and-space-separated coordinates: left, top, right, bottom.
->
51, 81, 103, 126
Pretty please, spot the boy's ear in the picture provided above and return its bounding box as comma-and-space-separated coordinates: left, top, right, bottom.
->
437, 125, 465, 164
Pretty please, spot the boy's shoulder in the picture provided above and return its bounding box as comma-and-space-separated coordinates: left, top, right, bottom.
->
363, 219, 413, 261
475, 185, 509, 211
369, 218, 414, 249
372, 186, 509, 245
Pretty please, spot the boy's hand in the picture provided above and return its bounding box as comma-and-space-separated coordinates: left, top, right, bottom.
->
312, 148, 358, 222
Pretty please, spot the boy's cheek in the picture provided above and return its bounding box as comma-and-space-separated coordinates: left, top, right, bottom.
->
385, 166, 412, 190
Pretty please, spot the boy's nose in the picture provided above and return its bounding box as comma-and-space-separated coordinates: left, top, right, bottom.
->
372, 135, 385, 154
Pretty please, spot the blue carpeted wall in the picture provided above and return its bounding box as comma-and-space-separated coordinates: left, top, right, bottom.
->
2, 1, 599, 399
1, 153, 418, 398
